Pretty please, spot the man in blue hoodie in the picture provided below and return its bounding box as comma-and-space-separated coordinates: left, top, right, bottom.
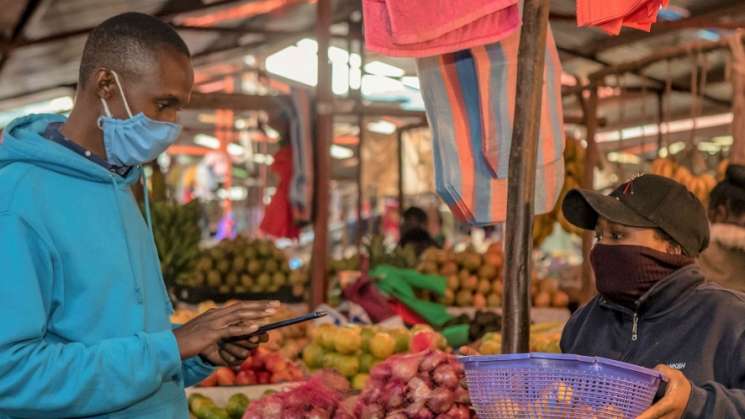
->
0, 12, 273, 418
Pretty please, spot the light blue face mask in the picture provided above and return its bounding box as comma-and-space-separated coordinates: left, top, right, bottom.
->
97, 70, 182, 167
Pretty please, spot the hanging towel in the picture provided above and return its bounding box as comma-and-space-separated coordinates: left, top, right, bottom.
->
259, 146, 300, 239
417, 25, 565, 225
577, 0, 669, 36
363, 0, 520, 58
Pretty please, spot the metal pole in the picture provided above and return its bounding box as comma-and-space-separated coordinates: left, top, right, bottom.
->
354, 21, 366, 249
397, 128, 405, 221
580, 86, 599, 302
501, 0, 551, 354
310, 0, 333, 308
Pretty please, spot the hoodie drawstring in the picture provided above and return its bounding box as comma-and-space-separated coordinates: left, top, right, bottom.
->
142, 167, 153, 232
111, 175, 144, 303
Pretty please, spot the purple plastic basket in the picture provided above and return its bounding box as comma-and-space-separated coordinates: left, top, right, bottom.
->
459, 353, 664, 419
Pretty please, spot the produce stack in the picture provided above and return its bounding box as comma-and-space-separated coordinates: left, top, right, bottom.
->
354, 349, 476, 419
302, 324, 413, 390
151, 200, 203, 285
440, 311, 501, 343
531, 276, 569, 309
416, 244, 504, 308
476, 322, 563, 354
304, 325, 449, 383
200, 347, 304, 387
650, 158, 717, 203
188, 392, 249, 419
243, 371, 356, 418
176, 237, 308, 301
262, 307, 313, 361
416, 245, 569, 310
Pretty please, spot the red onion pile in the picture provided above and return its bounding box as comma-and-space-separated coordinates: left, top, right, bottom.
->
355, 350, 475, 419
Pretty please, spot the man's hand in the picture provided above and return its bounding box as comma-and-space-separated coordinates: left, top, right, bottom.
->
200, 334, 270, 367
173, 301, 276, 360
637, 365, 692, 419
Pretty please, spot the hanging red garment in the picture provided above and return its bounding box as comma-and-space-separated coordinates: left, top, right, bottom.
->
363, 0, 519, 58
576, 0, 669, 36
259, 146, 300, 239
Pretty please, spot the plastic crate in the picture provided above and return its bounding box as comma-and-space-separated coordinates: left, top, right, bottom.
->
460, 353, 663, 419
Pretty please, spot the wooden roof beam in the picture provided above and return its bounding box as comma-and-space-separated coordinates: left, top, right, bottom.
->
559, 46, 731, 108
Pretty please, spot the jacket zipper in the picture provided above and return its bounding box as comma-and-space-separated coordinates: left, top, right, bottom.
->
600, 298, 640, 342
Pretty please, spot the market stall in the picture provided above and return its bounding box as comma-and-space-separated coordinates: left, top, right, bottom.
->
2, 0, 745, 418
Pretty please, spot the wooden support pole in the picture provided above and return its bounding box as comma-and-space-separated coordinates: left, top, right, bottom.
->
354, 26, 366, 249
310, 0, 333, 308
580, 86, 600, 302
397, 128, 405, 221
656, 90, 665, 154
501, 0, 551, 354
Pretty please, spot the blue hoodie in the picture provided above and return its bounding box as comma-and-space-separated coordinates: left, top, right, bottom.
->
0, 114, 213, 418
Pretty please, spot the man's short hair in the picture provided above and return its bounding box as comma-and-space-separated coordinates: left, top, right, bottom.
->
78, 12, 190, 86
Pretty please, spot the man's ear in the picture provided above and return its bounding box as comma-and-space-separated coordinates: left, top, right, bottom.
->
93, 68, 117, 101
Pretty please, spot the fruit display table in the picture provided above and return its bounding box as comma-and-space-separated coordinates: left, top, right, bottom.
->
186, 383, 301, 418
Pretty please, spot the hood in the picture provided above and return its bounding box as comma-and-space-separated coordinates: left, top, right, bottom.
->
0, 113, 141, 185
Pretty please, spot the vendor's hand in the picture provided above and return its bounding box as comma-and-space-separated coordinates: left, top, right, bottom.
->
173, 301, 277, 360
200, 333, 270, 367
636, 365, 692, 419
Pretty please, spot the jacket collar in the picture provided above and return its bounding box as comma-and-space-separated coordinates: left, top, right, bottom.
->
599, 265, 704, 318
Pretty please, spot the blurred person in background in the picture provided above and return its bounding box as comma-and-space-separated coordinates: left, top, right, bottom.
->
699, 164, 745, 292
400, 206, 439, 256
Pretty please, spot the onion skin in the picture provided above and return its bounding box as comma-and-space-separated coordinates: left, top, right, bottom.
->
427, 387, 456, 414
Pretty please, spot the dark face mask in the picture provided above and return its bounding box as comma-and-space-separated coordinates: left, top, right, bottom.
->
590, 244, 693, 307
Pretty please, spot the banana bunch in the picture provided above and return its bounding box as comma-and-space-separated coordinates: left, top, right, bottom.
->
650, 158, 717, 203
151, 200, 203, 287
533, 138, 586, 246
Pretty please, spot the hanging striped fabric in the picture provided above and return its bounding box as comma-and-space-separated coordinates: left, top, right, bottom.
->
417, 25, 565, 225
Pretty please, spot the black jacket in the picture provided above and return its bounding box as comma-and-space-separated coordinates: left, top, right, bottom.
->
561, 265, 745, 418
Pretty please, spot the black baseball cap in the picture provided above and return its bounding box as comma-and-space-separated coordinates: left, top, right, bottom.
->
562, 174, 710, 257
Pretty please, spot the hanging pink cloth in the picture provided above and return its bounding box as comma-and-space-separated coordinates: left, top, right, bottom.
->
577, 0, 669, 35
363, 0, 520, 58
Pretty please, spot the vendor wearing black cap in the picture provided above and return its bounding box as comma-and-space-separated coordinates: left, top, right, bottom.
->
560, 174, 745, 419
